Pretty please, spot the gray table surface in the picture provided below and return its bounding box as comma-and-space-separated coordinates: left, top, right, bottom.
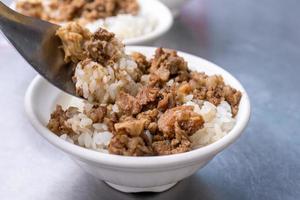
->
0, 0, 299, 199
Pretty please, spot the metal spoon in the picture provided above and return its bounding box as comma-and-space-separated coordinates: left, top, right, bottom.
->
0, 2, 76, 96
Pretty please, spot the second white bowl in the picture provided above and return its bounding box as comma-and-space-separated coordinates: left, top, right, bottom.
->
11, 0, 173, 45
159, 0, 189, 16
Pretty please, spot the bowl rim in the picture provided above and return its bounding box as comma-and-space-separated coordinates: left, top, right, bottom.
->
25, 46, 251, 169
10, 0, 173, 45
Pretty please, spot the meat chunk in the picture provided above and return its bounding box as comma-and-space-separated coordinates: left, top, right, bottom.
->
152, 138, 191, 155
175, 70, 190, 82
149, 48, 188, 85
56, 22, 91, 63
85, 28, 124, 65
178, 82, 192, 96
111, 114, 155, 156
47, 105, 76, 136
136, 86, 159, 106
114, 118, 146, 137
152, 116, 197, 155
116, 91, 142, 115
150, 48, 188, 75
150, 67, 170, 83
137, 109, 159, 133
136, 109, 159, 122
103, 117, 116, 132
223, 86, 242, 116
190, 72, 242, 116
189, 72, 207, 89
109, 134, 153, 156
84, 104, 107, 123
157, 87, 177, 111
131, 52, 150, 73
157, 106, 204, 138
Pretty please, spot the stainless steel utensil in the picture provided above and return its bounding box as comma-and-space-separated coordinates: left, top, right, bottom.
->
0, 2, 76, 96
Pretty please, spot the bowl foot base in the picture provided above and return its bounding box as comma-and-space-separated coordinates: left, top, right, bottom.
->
105, 181, 177, 193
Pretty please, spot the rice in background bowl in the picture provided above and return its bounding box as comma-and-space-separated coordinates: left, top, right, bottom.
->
85, 14, 157, 41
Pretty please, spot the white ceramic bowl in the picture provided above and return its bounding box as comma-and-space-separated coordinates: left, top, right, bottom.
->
159, 0, 189, 16
11, 0, 173, 45
25, 46, 250, 193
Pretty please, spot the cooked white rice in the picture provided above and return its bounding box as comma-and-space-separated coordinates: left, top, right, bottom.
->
187, 100, 236, 148
74, 53, 141, 103
85, 14, 157, 40
61, 111, 113, 153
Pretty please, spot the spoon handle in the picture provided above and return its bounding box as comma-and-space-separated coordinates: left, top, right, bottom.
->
0, 1, 58, 55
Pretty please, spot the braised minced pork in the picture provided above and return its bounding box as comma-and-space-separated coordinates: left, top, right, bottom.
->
157, 106, 204, 138
16, 0, 139, 24
47, 105, 78, 136
108, 134, 153, 156
47, 27, 242, 156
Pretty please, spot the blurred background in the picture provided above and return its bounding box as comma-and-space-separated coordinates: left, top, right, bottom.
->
0, 0, 299, 199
